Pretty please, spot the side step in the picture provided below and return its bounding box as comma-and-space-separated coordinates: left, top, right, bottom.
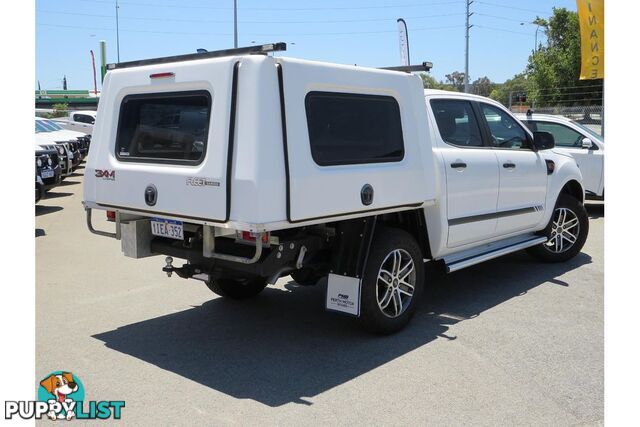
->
441, 235, 547, 273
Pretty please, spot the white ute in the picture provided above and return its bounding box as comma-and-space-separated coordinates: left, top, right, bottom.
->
84, 43, 589, 334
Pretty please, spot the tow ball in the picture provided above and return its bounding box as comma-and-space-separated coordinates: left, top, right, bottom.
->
163, 257, 175, 277
162, 257, 210, 282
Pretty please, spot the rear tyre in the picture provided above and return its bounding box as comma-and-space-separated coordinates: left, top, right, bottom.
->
205, 277, 267, 299
358, 227, 424, 335
527, 194, 589, 262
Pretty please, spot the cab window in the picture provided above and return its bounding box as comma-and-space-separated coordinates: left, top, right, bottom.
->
480, 104, 529, 150
430, 99, 483, 148
528, 121, 583, 148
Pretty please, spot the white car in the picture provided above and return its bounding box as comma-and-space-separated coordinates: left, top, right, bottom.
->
83, 44, 588, 334
53, 110, 97, 135
516, 113, 604, 200
35, 117, 89, 169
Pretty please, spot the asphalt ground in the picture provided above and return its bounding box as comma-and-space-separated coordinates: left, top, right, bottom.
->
36, 166, 604, 426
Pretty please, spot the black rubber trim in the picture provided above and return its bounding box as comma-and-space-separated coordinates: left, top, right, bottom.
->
448, 206, 538, 226
225, 61, 240, 222
96, 203, 226, 224
289, 203, 424, 224
276, 63, 292, 223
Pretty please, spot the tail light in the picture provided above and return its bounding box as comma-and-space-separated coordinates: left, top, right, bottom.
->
106, 210, 116, 221
236, 230, 269, 245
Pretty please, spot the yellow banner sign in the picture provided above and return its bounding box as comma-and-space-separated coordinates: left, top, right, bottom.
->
577, 0, 604, 79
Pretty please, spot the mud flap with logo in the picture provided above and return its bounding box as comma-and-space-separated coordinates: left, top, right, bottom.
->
324, 216, 377, 317
326, 274, 361, 316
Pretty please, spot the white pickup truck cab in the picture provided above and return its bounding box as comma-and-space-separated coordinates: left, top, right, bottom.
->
516, 113, 604, 200
83, 44, 589, 334
54, 110, 97, 135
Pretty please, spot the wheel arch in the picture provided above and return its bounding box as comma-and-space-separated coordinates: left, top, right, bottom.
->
327, 208, 432, 280
378, 209, 432, 259
559, 179, 585, 204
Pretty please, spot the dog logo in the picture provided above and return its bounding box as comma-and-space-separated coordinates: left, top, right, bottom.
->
38, 372, 82, 420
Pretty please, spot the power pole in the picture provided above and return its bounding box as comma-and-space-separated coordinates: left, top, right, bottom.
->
233, 0, 238, 48
115, 0, 121, 62
464, 0, 473, 93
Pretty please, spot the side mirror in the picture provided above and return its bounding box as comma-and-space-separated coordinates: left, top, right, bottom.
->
581, 137, 593, 149
533, 131, 555, 150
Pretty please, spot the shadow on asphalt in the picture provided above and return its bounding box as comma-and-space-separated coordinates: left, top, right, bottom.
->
36, 205, 63, 216
43, 191, 73, 199
59, 180, 81, 186
93, 249, 592, 407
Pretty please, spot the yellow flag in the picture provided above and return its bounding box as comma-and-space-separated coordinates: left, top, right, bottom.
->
577, 0, 604, 79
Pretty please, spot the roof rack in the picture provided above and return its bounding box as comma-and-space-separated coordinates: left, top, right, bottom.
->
380, 62, 433, 73
107, 42, 287, 71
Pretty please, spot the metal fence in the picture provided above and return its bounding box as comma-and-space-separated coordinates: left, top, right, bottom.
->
510, 104, 604, 136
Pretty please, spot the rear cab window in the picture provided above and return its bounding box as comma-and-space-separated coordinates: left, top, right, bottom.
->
305, 91, 404, 166
115, 90, 211, 165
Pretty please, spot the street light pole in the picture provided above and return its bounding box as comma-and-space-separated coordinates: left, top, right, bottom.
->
115, 0, 120, 62
233, 0, 238, 48
464, 0, 473, 93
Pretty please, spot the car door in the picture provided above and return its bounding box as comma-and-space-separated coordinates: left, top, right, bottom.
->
478, 103, 547, 235
529, 120, 603, 196
430, 98, 500, 248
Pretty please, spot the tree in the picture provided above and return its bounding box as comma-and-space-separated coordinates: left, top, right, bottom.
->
419, 73, 440, 89
444, 71, 465, 92
526, 7, 603, 106
471, 76, 494, 97
489, 73, 530, 106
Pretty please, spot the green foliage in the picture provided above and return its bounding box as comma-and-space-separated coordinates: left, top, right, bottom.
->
526, 7, 603, 106
471, 76, 495, 97
419, 73, 440, 89
489, 73, 530, 106
51, 103, 69, 118
419, 73, 458, 92
444, 71, 465, 92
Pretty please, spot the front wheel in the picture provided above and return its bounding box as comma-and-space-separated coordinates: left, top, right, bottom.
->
358, 227, 424, 335
205, 277, 267, 299
527, 194, 589, 262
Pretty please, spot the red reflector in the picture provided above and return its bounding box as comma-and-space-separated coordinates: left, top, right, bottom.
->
106, 210, 116, 221
149, 72, 175, 79
241, 231, 269, 244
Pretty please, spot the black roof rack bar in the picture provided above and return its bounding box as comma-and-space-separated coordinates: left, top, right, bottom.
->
107, 42, 287, 70
380, 62, 433, 73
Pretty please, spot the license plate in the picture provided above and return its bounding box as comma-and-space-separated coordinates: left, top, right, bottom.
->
41, 169, 54, 179
150, 217, 184, 240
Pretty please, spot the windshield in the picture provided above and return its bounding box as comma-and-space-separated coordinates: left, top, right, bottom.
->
35, 120, 49, 133
571, 121, 603, 142
42, 119, 64, 131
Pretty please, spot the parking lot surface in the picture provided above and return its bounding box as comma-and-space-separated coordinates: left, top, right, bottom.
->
36, 167, 603, 426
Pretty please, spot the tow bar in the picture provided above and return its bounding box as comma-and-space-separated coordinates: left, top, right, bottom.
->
162, 257, 210, 282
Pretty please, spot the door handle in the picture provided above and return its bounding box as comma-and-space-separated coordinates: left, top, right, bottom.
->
503, 162, 516, 169
450, 162, 467, 169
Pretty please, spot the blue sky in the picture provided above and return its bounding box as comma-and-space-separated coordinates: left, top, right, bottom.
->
36, 0, 577, 90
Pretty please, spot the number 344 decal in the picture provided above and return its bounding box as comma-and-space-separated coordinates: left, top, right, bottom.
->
95, 169, 116, 180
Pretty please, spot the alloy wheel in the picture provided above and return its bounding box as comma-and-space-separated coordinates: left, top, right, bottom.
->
376, 249, 416, 318
545, 207, 580, 253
